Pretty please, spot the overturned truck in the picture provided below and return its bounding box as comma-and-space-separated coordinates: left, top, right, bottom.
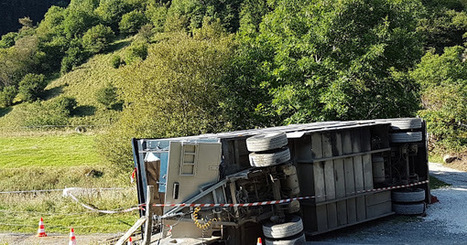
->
132, 118, 430, 244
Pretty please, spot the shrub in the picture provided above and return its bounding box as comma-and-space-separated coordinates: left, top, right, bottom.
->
0, 86, 18, 107
18, 74, 47, 102
111, 55, 122, 68
119, 10, 148, 35
12, 102, 69, 127
0, 32, 18, 48
61, 47, 87, 75
412, 46, 467, 151
124, 41, 148, 65
82, 24, 115, 54
47, 96, 78, 116
96, 84, 120, 109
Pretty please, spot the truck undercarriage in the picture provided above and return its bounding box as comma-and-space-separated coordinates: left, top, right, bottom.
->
131, 118, 430, 244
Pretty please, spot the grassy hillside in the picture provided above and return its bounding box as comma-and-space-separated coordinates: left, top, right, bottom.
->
0, 37, 132, 131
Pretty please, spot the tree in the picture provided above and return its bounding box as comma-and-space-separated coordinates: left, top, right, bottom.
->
98, 24, 235, 167
236, 0, 424, 125
0, 85, 17, 107
18, 73, 47, 102
95, 83, 120, 109
411, 46, 467, 150
47, 96, 77, 116
95, 0, 131, 32
63, 5, 98, 39
119, 10, 148, 35
0, 32, 18, 48
61, 45, 87, 74
82, 24, 115, 54
418, 0, 467, 53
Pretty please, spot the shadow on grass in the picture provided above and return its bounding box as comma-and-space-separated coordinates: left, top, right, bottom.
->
106, 39, 132, 54
0, 107, 12, 117
73, 105, 96, 117
42, 85, 65, 100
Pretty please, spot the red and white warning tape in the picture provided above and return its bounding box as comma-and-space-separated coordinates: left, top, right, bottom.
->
149, 180, 430, 208
61, 180, 429, 213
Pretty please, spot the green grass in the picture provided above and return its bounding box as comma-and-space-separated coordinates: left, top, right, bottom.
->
0, 133, 100, 168
0, 133, 139, 234
0, 190, 139, 234
428, 153, 444, 164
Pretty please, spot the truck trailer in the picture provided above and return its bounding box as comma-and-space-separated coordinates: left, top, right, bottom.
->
131, 118, 430, 244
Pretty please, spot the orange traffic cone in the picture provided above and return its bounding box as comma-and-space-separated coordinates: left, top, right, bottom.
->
127, 236, 133, 245
69, 228, 76, 245
257, 237, 262, 245
36, 217, 47, 237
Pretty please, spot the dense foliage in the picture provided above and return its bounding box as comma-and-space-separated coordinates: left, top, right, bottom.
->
1, 0, 467, 166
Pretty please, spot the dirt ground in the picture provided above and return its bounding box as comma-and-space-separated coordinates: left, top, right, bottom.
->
445, 154, 467, 172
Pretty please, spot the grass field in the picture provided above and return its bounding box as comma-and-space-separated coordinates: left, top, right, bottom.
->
0, 133, 99, 168
0, 132, 139, 234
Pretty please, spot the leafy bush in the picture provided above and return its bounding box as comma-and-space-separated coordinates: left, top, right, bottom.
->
61, 46, 87, 74
0, 86, 18, 107
124, 41, 148, 65
10, 102, 69, 127
18, 74, 47, 102
111, 55, 122, 68
47, 96, 78, 116
119, 10, 148, 35
82, 24, 115, 54
95, 84, 120, 109
0, 32, 18, 48
411, 46, 467, 151
146, 4, 168, 32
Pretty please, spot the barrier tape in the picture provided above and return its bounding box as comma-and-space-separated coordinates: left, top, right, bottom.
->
62, 188, 141, 214
149, 180, 430, 208
60, 180, 429, 213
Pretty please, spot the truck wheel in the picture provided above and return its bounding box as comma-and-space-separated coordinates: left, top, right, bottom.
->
246, 132, 288, 152
263, 215, 303, 239
249, 148, 290, 167
390, 132, 422, 143
392, 188, 425, 203
265, 233, 306, 245
383, 118, 422, 130
393, 202, 426, 215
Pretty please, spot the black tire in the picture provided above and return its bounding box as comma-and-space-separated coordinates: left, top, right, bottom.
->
263, 215, 303, 239
265, 234, 306, 245
390, 132, 422, 143
392, 188, 426, 203
249, 148, 291, 167
383, 118, 422, 130
393, 202, 426, 215
246, 132, 288, 152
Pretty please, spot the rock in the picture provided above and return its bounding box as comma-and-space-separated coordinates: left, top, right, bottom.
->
443, 154, 459, 164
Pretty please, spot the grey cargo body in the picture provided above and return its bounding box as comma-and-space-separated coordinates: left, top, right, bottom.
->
132, 118, 430, 244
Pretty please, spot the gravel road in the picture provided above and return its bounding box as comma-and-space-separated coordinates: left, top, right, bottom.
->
313, 162, 467, 244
